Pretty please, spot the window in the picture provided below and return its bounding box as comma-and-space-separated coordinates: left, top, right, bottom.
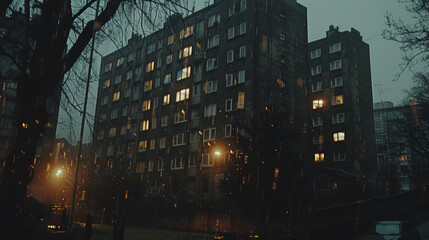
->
333, 152, 346, 161
225, 124, 232, 138
150, 139, 156, 150
147, 43, 156, 54
120, 126, 126, 135
312, 81, 322, 92
157, 159, 164, 171
100, 113, 106, 122
190, 131, 199, 143
106, 146, 114, 156
239, 22, 246, 34
191, 108, 199, 119
126, 70, 132, 80
171, 157, 184, 170
399, 155, 408, 162
189, 154, 197, 167
151, 117, 157, 129
237, 92, 245, 109
240, 0, 247, 11
141, 120, 150, 131
156, 57, 162, 68
109, 127, 116, 137
192, 84, 201, 96
114, 75, 122, 85
113, 91, 120, 102
280, 32, 286, 41
239, 46, 246, 58
127, 53, 134, 62
204, 104, 216, 117
165, 54, 172, 64
333, 132, 345, 142
174, 109, 186, 123
155, 77, 160, 88
146, 61, 155, 72
329, 42, 341, 54
310, 48, 321, 59
225, 98, 233, 112
238, 70, 245, 83
163, 94, 170, 105
176, 88, 190, 102
104, 62, 112, 72
103, 79, 110, 89
124, 88, 131, 98
227, 49, 234, 63
202, 154, 213, 166
97, 130, 104, 140
111, 109, 118, 120
205, 81, 218, 94
177, 66, 191, 80
173, 133, 186, 146
331, 95, 344, 105
196, 21, 204, 38
226, 73, 234, 87
312, 99, 324, 109
311, 65, 322, 76
331, 77, 343, 88
101, 96, 108, 105
228, 27, 235, 39
332, 113, 345, 124
208, 14, 220, 27
206, 58, 218, 71
138, 140, 148, 152
207, 35, 220, 48
142, 100, 151, 111
148, 160, 154, 171
168, 34, 174, 45
164, 74, 171, 84
159, 137, 166, 149
179, 46, 193, 59
312, 117, 323, 127
203, 128, 216, 142
330, 59, 342, 70
179, 25, 193, 39
153, 97, 158, 108
314, 153, 324, 163
229, 0, 247, 16
132, 87, 139, 99
144, 80, 152, 92
161, 115, 168, 126
312, 135, 324, 144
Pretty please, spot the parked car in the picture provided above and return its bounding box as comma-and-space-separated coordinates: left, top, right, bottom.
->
357, 221, 420, 240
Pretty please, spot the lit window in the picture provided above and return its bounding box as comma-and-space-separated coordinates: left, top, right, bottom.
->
333, 152, 346, 161
333, 131, 345, 142
177, 66, 191, 80
312, 117, 323, 127
331, 77, 343, 88
141, 120, 150, 131
312, 99, 324, 109
150, 139, 156, 150
239, 22, 246, 34
165, 54, 172, 64
103, 79, 110, 89
203, 128, 216, 142
330, 59, 342, 71
164, 73, 171, 84
207, 35, 220, 48
237, 92, 245, 109
144, 80, 152, 92
138, 140, 147, 152
109, 127, 116, 137
206, 58, 218, 71
172, 133, 186, 146
174, 109, 187, 123
202, 154, 213, 166
159, 137, 166, 149
225, 98, 233, 112
332, 113, 345, 124
176, 88, 190, 102
314, 153, 324, 162
239, 46, 246, 58
180, 26, 194, 39
179, 46, 193, 59
228, 27, 235, 39
208, 14, 220, 28
225, 124, 232, 138
161, 115, 168, 127
310, 48, 321, 59
205, 81, 218, 93
204, 104, 216, 117
312, 82, 322, 92
329, 42, 341, 54
163, 94, 170, 105
399, 155, 408, 162
331, 95, 344, 105
168, 34, 174, 45
227, 49, 234, 63
142, 100, 151, 111
113, 91, 120, 102
311, 65, 322, 76
146, 61, 155, 72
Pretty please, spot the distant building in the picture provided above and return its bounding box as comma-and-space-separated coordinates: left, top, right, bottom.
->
92, 0, 308, 229
308, 26, 376, 204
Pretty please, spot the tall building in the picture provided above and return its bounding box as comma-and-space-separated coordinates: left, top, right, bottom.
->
92, 0, 308, 227
308, 26, 376, 203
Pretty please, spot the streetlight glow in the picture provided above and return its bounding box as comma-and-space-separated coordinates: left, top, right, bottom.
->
214, 151, 221, 156
55, 169, 62, 177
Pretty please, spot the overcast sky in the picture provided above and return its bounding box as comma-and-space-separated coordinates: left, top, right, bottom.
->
56, 0, 414, 144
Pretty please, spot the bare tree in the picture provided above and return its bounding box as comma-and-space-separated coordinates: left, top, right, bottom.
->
383, 0, 429, 77
0, 0, 189, 236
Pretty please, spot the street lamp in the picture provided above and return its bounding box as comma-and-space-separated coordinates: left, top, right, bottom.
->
56, 169, 62, 177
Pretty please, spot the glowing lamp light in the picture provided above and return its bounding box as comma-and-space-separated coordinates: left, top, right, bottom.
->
55, 169, 62, 177
214, 151, 221, 157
